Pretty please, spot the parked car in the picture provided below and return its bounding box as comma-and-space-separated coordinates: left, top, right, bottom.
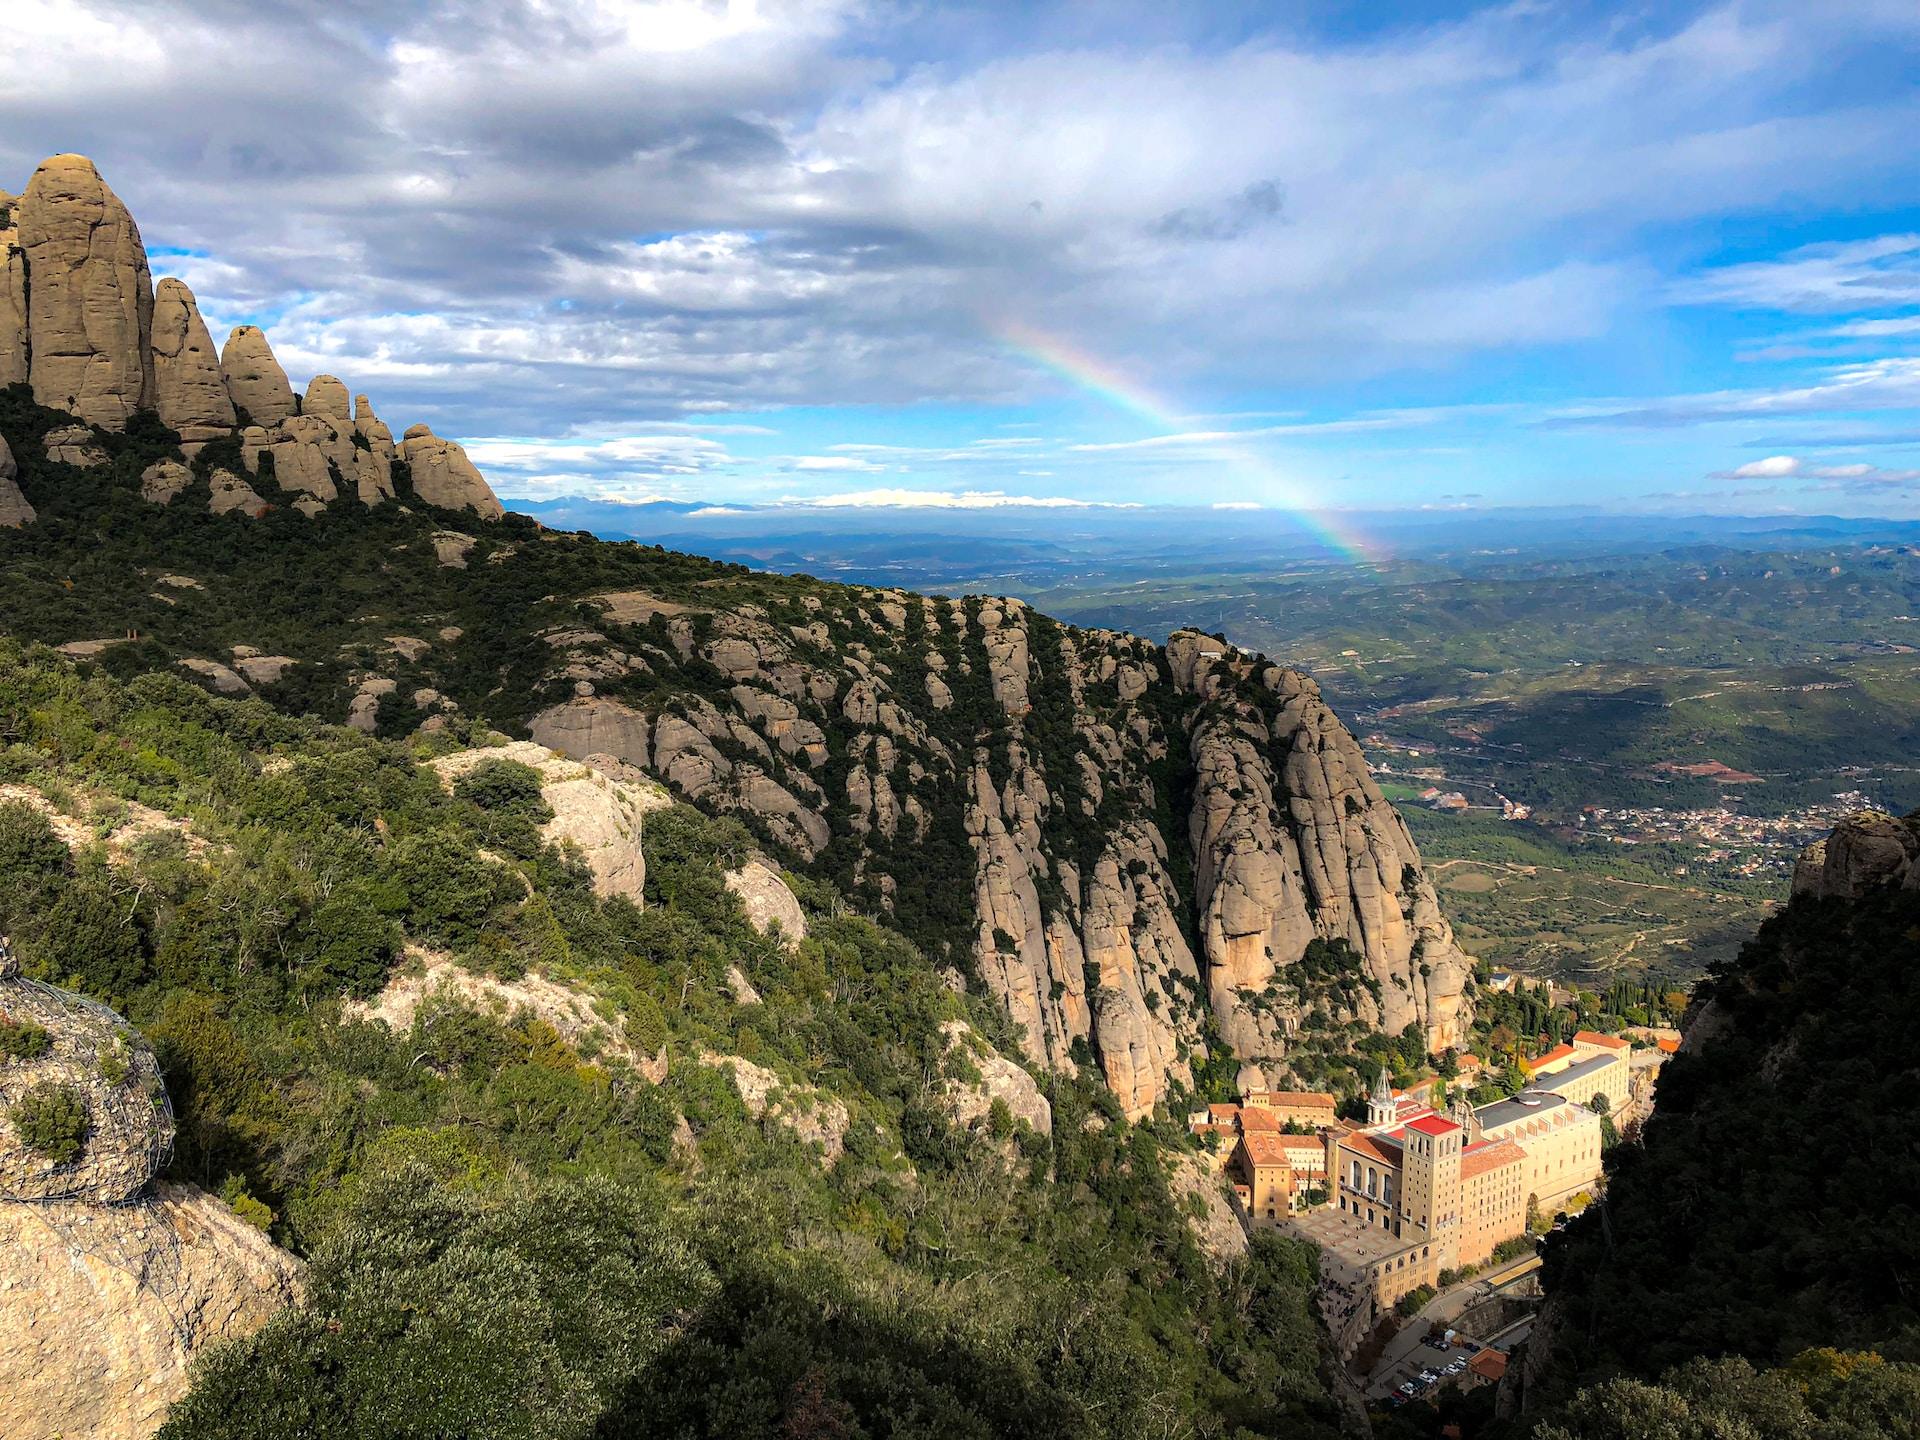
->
1397, 1382, 1418, 1398
1444, 1358, 1468, 1376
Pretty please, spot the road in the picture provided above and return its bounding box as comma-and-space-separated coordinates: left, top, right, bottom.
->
1363, 1256, 1541, 1403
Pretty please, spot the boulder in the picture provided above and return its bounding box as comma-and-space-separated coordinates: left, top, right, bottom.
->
177, 657, 252, 696
17, 154, 155, 428
43, 424, 107, 467
0, 1182, 304, 1440
0, 434, 32, 527
723, 859, 808, 945
219, 325, 295, 424
1791, 811, 1920, 900
0, 952, 172, 1203
0, 188, 26, 388
150, 277, 235, 450
430, 740, 669, 904
400, 424, 504, 518
938, 1019, 1052, 1137
140, 458, 193, 505
347, 944, 650, 1071
700, 1052, 849, 1163
207, 468, 269, 518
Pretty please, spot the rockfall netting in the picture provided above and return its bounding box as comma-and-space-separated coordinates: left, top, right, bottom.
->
0, 944, 174, 1205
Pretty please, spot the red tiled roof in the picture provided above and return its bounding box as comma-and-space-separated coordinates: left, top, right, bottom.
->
1341, 1132, 1401, 1166
1469, 1350, 1509, 1381
1271, 1133, 1327, 1151
1250, 1090, 1337, 1109
1573, 1030, 1629, 1051
1531, 1043, 1576, 1068
1406, 1113, 1460, 1137
1208, 1103, 1242, 1123
1240, 1108, 1281, 1132
1657, 1037, 1680, 1054
1240, 1132, 1298, 1168
1459, 1139, 1525, 1180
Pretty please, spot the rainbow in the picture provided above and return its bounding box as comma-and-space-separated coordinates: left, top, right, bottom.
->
989, 316, 1380, 562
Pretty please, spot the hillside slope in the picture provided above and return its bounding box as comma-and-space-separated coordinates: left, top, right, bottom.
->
1507, 808, 1920, 1424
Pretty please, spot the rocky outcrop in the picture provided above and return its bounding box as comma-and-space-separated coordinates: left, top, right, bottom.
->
430, 740, 669, 904
0, 434, 33, 527
0, 950, 302, 1439
218, 325, 294, 425
938, 1019, 1052, 1137
140, 458, 193, 505
347, 944, 652, 1073
524, 594, 1471, 1122
44, 423, 107, 466
177, 657, 251, 696
0, 189, 27, 388
401, 424, 506, 518
4, 153, 506, 522
1790, 811, 1920, 900
207, 468, 268, 518
724, 858, 809, 945
0, 1183, 304, 1440
150, 278, 234, 451
1166, 1150, 1248, 1269
701, 1052, 849, 1162
16, 154, 154, 428
1176, 638, 1470, 1066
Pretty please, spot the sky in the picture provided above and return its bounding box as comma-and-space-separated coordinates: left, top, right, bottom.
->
6, 0, 1920, 522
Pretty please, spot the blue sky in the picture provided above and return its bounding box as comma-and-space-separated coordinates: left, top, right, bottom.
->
7, 0, 1920, 517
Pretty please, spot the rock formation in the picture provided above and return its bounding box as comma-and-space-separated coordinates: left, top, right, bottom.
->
530, 597, 1473, 1120
0, 946, 302, 1440
16, 154, 155, 428
218, 325, 294, 425
1790, 810, 1920, 900
401, 424, 506, 518
1, 189, 27, 388
723, 859, 809, 944
2, 153, 506, 518
44, 423, 108, 466
0, 434, 33, 528
150, 278, 235, 451
430, 740, 669, 904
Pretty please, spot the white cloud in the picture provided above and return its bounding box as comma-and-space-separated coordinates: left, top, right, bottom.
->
1673, 234, 1920, 313
781, 488, 1139, 509
1212, 500, 1263, 510
1711, 454, 1920, 486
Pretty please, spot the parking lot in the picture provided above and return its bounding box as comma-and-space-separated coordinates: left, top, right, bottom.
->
1371, 1330, 1477, 1406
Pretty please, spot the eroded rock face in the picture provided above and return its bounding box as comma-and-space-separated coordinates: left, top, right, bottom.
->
44, 423, 107, 467
1791, 811, 1920, 900
218, 325, 295, 425
140, 458, 193, 505
522, 600, 1472, 1122
0, 1182, 304, 1440
17, 154, 155, 428
0, 189, 27, 388
150, 278, 235, 450
0, 434, 32, 527
724, 859, 808, 945
430, 740, 670, 904
401, 424, 505, 518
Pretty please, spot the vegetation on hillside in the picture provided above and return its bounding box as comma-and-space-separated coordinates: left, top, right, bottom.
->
0, 639, 1343, 1438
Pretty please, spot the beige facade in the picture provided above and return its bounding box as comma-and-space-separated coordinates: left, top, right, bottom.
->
1474, 1089, 1604, 1213
1457, 1139, 1527, 1268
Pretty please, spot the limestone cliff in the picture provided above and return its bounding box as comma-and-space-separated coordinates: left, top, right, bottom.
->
528, 588, 1472, 1119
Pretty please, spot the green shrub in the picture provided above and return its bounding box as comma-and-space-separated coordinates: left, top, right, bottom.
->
0, 1014, 52, 1061
11, 1081, 89, 1163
